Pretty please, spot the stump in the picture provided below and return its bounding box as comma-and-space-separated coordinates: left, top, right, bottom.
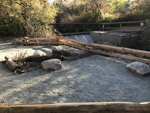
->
5, 56, 19, 72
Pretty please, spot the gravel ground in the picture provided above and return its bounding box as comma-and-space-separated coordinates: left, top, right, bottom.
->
0, 43, 150, 104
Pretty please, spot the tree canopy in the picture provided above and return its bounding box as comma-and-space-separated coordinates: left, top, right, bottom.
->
0, 0, 56, 36
1, 0, 150, 36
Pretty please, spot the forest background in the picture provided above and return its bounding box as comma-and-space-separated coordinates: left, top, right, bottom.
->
0, 0, 149, 37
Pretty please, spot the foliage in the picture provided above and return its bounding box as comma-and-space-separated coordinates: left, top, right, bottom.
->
110, 0, 130, 15
53, 0, 103, 23
140, 19, 150, 50
0, 0, 57, 37
1, 0, 150, 36
131, 0, 150, 20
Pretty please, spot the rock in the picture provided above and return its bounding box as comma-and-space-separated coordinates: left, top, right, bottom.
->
12, 38, 22, 45
5, 56, 19, 71
52, 46, 64, 55
33, 50, 47, 58
41, 59, 62, 70
55, 46, 63, 52
126, 61, 150, 75
52, 46, 71, 56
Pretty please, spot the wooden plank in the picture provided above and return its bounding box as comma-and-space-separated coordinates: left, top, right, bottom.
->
0, 102, 150, 113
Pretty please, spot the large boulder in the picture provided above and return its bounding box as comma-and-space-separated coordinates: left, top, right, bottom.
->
41, 59, 62, 70
33, 50, 47, 58
126, 61, 150, 75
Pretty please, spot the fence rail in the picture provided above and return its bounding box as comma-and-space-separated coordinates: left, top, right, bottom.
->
49, 20, 145, 33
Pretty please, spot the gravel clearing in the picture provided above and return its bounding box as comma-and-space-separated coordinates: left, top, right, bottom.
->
0, 43, 150, 104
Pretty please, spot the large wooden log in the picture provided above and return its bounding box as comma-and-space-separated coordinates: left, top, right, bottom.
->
0, 102, 150, 113
63, 41, 150, 64
89, 49, 150, 64
20, 36, 150, 63
21, 42, 58, 45
20, 37, 59, 45
57, 36, 150, 57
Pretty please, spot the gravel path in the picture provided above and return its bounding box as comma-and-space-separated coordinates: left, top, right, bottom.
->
0, 43, 150, 104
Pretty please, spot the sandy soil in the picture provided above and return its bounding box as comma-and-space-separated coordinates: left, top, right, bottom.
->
0, 43, 150, 104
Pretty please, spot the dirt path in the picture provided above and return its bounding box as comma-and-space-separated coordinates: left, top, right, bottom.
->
0, 43, 150, 104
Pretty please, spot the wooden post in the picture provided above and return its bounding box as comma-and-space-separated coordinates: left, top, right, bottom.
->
83, 24, 85, 32
103, 24, 105, 31
120, 23, 122, 32
24, 37, 29, 46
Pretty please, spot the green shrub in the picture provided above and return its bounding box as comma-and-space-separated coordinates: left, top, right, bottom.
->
140, 19, 150, 50
0, 0, 56, 37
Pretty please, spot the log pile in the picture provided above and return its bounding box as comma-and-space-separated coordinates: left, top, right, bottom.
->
20, 36, 150, 64
20, 37, 59, 45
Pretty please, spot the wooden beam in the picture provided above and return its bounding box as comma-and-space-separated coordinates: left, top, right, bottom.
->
63, 40, 150, 64
57, 36, 150, 57
89, 49, 150, 64
0, 102, 150, 113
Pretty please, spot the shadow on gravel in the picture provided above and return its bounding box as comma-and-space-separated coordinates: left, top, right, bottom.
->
0, 55, 150, 104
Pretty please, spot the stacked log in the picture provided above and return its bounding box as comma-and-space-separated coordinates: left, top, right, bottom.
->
20, 36, 150, 64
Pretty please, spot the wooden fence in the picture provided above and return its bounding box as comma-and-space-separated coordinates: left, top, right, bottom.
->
49, 20, 145, 33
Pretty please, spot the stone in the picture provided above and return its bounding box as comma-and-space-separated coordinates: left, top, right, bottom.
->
33, 50, 47, 58
126, 61, 150, 75
41, 59, 62, 70
55, 46, 63, 52
12, 38, 22, 45
52, 46, 71, 57
52, 47, 63, 55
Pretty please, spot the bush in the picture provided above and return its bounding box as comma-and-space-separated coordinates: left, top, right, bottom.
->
0, 0, 56, 37
140, 19, 150, 50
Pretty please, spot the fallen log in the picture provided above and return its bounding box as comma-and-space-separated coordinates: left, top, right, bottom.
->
21, 42, 59, 45
20, 36, 150, 64
0, 102, 150, 113
20, 37, 59, 45
62, 41, 150, 64
89, 49, 150, 64
57, 36, 150, 57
